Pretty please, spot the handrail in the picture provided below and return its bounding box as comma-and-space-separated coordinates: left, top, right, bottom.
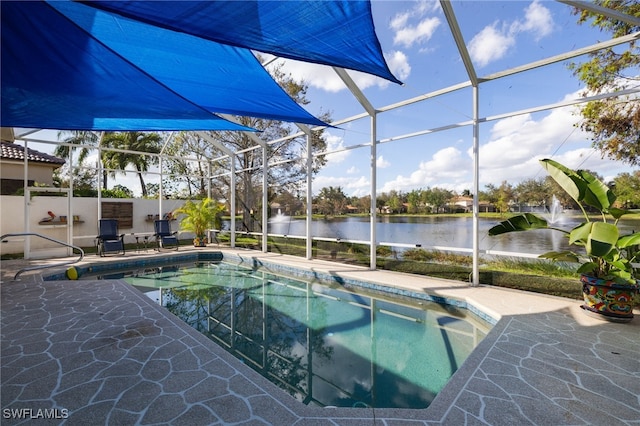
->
1, 233, 85, 280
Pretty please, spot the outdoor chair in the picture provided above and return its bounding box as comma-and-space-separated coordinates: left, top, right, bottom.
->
96, 219, 125, 256
154, 219, 179, 251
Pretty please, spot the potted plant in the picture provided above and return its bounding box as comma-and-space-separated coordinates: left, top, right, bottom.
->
174, 198, 224, 247
489, 159, 640, 322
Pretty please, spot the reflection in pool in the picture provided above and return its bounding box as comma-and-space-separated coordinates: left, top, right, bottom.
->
104, 262, 491, 409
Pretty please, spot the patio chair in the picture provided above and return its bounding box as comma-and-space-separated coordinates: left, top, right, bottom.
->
96, 219, 125, 256
154, 219, 179, 251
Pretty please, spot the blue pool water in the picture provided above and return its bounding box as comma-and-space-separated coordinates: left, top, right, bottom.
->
97, 261, 491, 409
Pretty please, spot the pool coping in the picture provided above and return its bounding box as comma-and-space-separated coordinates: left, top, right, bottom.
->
4, 248, 640, 424
55, 250, 498, 326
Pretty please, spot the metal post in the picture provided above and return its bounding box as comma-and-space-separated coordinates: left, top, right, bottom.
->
230, 156, 236, 248
23, 139, 30, 258
159, 157, 163, 219
262, 145, 268, 253
67, 149, 74, 256
472, 86, 480, 286
97, 132, 105, 220
306, 132, 313, 259
370, 114, 377, 270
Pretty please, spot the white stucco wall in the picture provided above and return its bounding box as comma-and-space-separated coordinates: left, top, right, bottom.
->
1, 161, 59, 185
0, 195, 188, 256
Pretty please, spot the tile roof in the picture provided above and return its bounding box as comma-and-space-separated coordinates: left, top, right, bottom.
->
0, 141, 65, 166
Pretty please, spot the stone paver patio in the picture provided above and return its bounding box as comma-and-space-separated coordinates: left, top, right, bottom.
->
1, 249, 639, 425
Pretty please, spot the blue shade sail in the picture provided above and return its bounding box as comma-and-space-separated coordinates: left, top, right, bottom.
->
1, 1, 326, 131
82, 0, 402, 85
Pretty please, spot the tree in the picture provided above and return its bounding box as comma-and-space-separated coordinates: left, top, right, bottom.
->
386, 190, 404, 213
101, 132, 162, 197
272, 190, 304, 216
54, 166, 98, 197
55, 131, 104, 187
164, 61, 330, 230
479, 184, 499, 204
356, 195, 371, 214
407, 189, 423, 214
162, 132, 215, 199
514, 178, 553, 207
110, 184, 134, 198
569, 1, 640, 165
613, 171, 640, 208
495, 181, 514, 215
423, 187, 453, 214
55, 130, 99, 165
315, 186, 348, 216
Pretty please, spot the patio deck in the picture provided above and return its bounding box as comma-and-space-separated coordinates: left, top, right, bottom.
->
2, 248, 639, 425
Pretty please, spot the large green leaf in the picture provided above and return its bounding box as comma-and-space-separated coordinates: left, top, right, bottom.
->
576, 262, 598, 274
539, 159, 615, 212
539, 250, 580, 263
609, 207, 631, 220
488, 213, 548, 236
539, 159, 585, 205
568, 222, 592, 246
618, 232, 640, 249
576, 169, 615, 212
585, 222, 618, 257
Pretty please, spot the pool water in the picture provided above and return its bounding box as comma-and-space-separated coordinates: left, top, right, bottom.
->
107, 261, 490, 409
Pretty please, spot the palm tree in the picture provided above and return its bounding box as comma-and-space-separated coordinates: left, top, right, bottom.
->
54, 130, 100, 164
101, 132, 162, 197
55, 130, 103, 186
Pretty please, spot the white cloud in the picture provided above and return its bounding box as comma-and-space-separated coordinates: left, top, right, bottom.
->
385, 51, 412, 82
390, 1, 441, 49
313, 175, 370, 196
270, 54, 408, 93
377, 155, 391, 168
468, 24, 515, 68
375, 85, 629, 194
346, 166, 359, 174
393, 17, 441, 48
323, 133, 351, 164
380, 146, 469, 193
476, 95, 625, 186
468, 0, 554, 68
512, 0, 554, 40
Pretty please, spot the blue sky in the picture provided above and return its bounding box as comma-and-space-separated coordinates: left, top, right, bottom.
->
270, 0, 638, 197
27, 0, 637, 197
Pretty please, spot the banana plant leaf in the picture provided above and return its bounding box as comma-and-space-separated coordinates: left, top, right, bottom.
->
540, 159, 615, 212
540, 250, 581, 263
583, 222, 618, 258
488, 213, 549, 236
618, 232, 640, 248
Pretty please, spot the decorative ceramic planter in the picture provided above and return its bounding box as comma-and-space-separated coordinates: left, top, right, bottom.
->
193, 236, 208, 247
580, 274, 640, 323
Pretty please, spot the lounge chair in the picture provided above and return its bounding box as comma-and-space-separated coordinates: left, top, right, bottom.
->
96, 219, 125, 256
154, 219, 179, 251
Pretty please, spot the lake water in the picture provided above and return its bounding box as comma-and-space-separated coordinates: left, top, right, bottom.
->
265, 214, 638, 257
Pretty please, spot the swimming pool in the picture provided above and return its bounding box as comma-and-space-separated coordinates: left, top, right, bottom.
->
92, 260, 491, 409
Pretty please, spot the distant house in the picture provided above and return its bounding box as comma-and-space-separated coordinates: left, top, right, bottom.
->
1, 129, 65, 194
478, 202, 496, 213
345, 205, 360, 214
450, 196, 496, 213
452, 196, 474, 212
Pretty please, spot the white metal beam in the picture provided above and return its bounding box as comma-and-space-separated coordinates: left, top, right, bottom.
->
558, 0, 640, 27
198, 132, 238, 246
332, 67, 377, 116
440, 0, 478, 86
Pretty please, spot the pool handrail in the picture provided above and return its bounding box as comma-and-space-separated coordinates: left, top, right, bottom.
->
1, 232, 85, 280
